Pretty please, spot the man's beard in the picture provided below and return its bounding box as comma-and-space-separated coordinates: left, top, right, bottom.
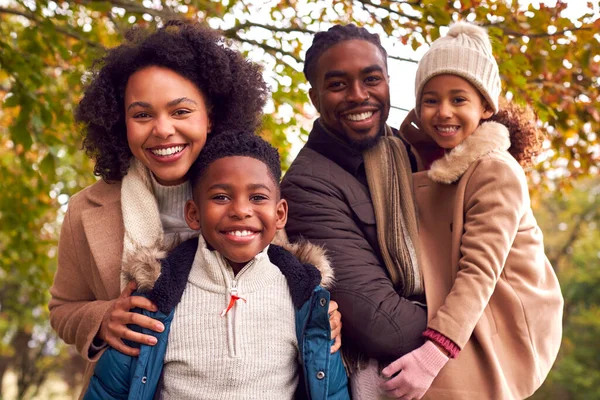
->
347, 134, 381, 152
344, 120, 386, 152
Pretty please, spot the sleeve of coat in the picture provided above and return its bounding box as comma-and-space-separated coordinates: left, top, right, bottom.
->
282, 173, 427, 360
428, 157, 527, 348
48, 205, 116, 361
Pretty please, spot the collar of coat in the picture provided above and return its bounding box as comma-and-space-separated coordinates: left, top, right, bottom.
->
428, 121, 510, 184
121, 235, 334, 315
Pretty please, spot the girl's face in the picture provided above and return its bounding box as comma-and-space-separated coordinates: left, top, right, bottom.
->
419, 74, 493, 150
125, 66, 211, 186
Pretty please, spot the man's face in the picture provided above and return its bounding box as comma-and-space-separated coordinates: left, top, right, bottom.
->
309, 39, 390, 149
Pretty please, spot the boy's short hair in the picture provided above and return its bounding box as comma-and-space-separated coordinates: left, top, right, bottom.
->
188, 131, 282, 191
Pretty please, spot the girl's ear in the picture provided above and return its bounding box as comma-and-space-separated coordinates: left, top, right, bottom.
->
275, 198, 288, 231
184, 199, 201, 230
482, 105, 494, 120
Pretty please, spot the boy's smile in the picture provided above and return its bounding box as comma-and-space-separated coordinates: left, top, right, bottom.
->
185, 156, 287, 273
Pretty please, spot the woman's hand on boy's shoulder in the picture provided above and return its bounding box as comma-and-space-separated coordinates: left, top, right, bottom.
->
329, 300, 342, 354
97, 281, 165, 356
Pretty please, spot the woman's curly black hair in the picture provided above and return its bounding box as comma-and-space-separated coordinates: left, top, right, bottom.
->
77, 20, 269, 182
490, 99, 545, 168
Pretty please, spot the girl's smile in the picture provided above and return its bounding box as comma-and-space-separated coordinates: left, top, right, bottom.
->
419, 74, 493, 150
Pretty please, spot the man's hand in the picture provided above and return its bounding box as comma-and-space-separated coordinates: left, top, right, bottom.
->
97, 281, 165, 356
328, 300, 342, 354
379, 340, 449, 399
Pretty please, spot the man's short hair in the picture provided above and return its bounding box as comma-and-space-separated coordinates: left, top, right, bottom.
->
303, 24, 388, 86
188, 131, 282, 190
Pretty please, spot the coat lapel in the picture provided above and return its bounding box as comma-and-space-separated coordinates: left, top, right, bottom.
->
82, 198, 124, 299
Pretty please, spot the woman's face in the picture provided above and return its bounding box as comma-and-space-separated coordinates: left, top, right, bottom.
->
125, 66, 211, 186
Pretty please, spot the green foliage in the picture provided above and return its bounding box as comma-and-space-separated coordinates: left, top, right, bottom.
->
1, 0, 599, 396
531, 178, 600, 399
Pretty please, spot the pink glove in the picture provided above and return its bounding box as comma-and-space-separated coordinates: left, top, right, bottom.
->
379, 340, 449, 399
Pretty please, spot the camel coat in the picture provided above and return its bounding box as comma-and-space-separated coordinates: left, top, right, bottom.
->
409, 122, 563, 399
49, 179, 124, 394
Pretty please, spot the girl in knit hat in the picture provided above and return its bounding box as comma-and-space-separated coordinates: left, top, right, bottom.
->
380, 22, 564, 399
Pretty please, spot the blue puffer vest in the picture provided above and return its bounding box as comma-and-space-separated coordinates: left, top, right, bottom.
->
83, 238, 349, 400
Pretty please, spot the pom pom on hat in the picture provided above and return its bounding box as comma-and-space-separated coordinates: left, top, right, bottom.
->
414, 21, 501, 116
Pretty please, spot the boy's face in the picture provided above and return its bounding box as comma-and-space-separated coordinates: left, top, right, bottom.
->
185, 156, 287, 271
419, 74, 494, 150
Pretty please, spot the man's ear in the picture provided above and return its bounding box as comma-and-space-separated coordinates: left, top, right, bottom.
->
275, 198, 288, 231
184, 199, 201, 230
309, 88, 320, 113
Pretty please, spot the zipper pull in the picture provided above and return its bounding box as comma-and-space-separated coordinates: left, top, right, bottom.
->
220, 280, 246, 317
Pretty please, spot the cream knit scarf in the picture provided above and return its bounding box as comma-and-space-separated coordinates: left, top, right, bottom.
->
362, 125, 423, 297
120, 158, 165, 290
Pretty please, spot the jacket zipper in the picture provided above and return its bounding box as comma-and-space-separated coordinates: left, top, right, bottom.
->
220, 256, 255, 358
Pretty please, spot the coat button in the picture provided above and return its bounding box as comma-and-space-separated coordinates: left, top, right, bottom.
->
316, 371, 325, 380
141, 376, 147, 384
319, 298, 326, 307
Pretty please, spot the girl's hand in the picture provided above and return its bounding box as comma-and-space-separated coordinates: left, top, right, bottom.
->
97, 281, 164, 356
328, 300, 342, 353
379, 340, 448, 399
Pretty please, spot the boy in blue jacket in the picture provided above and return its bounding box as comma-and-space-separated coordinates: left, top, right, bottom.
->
84, 132, 349, 400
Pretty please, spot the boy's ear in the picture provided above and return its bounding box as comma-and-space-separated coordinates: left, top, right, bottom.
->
275, 198, 288, 231
184, 199, 201, 231
309, 88, 320, 113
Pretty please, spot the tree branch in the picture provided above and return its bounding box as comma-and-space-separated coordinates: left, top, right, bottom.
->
548, 202, 599, 269
355, 0, 421, 22
0, 6, 104, 49
234, 36, 303, 64
482, 21, 592, 38
389, 54, 418, 63
223, 21, 315, 37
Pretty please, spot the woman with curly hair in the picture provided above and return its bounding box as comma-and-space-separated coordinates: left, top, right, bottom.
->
373, 22, 563, 399
48, 21, 342, 397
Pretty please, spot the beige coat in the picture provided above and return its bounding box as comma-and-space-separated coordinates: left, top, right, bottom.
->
410, 122, 563, 399
49, 179, 124, 394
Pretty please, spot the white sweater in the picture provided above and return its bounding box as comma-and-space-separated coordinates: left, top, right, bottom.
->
160, 236, 299, 400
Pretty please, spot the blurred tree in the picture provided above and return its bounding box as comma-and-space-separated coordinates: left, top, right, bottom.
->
0, 0, 598, 396
531, 178, 600, 400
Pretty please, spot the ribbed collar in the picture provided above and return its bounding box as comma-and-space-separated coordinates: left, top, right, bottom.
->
187, 235, 278, 295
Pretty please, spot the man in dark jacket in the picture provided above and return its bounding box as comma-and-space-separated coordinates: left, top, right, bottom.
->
281, 24, 428, 370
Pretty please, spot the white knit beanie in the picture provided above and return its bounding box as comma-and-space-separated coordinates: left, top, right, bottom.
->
414, 22, 501, 116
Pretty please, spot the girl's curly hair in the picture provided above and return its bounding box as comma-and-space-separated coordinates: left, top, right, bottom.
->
77, 20, 269, 182
489, 99, 545, 168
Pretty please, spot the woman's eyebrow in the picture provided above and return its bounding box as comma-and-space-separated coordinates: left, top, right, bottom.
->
167, 97, 198, 107
126, 101, 151, 111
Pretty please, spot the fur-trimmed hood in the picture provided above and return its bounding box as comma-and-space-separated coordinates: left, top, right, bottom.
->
121, 234, 334, 314
428, 121, 510, 184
